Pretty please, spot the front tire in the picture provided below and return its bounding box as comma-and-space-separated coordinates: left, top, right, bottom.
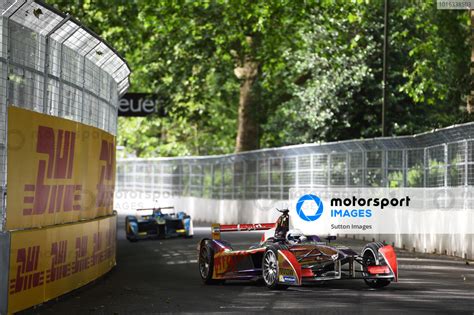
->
262, 247, 288, 290
125, 216, 138, 242
126, 236, 138, 242
199, 242, 223, 285
362, 242, 391, 289
364, 278, 391, 288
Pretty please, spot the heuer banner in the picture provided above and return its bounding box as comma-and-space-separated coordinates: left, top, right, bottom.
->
7, 215, 117, 314
289, 187, 474, 235
118, 93, 167, 117
6, 107, 115, 230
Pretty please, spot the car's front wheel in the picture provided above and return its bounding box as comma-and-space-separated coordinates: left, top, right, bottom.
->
364, 278, 391, 288
362, 242, 391, 289
125, 216, 138, 242
198, 241, 223, 285
262, 247, 288, 290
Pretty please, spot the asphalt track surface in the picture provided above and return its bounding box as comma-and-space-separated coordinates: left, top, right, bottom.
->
21, 217, 474, 315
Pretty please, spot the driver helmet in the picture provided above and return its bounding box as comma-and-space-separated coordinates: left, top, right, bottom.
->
286, 229, 307, 244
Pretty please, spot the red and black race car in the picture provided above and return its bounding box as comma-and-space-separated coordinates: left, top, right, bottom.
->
198, 209, 398, 289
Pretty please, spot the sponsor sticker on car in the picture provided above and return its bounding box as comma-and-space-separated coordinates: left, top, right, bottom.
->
279, 275, 296, 283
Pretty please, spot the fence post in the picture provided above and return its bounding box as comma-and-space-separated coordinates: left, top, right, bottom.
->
423, 147, 427, 187
0, 8, 26, 233
444, 144, 448, 187
133, 163, 137, 192
179, 161, 184, 196
189, 163, 193, 197
81, 42, 101, 124
328, 154, 332, 187
210, 163, 214, 198
362, 151, 367, 187
403, 149, 407, 187
243, 160, 247, 199
42, 16, 71, 114
220, 163, 224, 199
151, 161, 155, 195
345, 152, 349, 186
295, 156, 299, 190
267, 158, 271, 199
231, 162, 235, 199
465, 140, 469, 187
4, 1, 27, 108
256, 158, 260, 199
58, 27, 78, 118
280, 157, 283, 200
96, 55, 115, 129
200, 164, 204, 198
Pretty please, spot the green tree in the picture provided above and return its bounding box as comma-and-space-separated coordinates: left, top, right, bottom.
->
50, 0, 313, 155
262, 2, 381, 146
263, 1, 471, 147
49, 0, 471, 157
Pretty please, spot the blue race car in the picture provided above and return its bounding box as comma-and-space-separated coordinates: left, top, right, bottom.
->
125, 206, 194, 242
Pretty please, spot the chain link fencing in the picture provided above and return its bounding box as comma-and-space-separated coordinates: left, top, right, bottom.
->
116, 124, 474, 259
0, 0, 130, 230
117, 123, 474, 200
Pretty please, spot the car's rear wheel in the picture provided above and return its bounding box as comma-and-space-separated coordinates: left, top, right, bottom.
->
199, 242, 223, 285
362, 243, 391, 289
262, 247, 288, 290
125, 216, 138, 242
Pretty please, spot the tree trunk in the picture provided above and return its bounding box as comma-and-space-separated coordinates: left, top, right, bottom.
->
234, 35, 260, 152
235, 62, 259, 152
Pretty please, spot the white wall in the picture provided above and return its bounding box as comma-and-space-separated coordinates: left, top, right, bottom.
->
114, 194, 473, 260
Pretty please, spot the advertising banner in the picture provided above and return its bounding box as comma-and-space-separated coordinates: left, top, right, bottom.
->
7, 215, 116, 314
118, 93, 167, 117
6, 107, 115, 230
290, 187, 474, 235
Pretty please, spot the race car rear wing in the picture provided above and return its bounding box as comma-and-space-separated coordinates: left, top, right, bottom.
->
137, 206, 175, 212
211, 223, 275, 240
136, 206, 176, 219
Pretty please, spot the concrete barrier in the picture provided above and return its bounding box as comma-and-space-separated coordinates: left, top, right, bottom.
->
1, 215, 117, 314
0, 232, 10, 315
115, 194, 473, 260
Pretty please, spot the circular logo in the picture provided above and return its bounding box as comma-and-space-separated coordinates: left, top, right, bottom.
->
296, 194, 323, 221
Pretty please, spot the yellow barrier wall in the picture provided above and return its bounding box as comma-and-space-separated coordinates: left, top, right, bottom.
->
6, 107, 116, 230
7, 215, 117, 314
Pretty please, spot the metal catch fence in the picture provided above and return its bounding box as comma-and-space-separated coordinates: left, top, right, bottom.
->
117, 123, 474, 200
0, 0, 130, 229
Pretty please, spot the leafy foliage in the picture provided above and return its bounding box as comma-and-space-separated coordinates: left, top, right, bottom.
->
49, 0, 471, 157
262, 2, 381, 145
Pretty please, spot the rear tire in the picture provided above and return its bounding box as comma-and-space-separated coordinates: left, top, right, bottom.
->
262, 247, 289, 290
199, 242, 224, 285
